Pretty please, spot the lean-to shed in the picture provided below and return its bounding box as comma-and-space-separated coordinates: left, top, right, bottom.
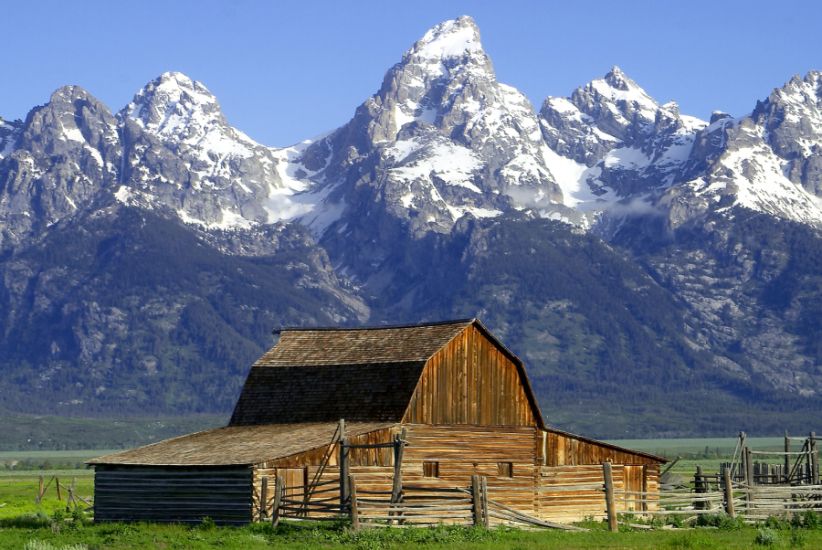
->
90, 319, 664, 524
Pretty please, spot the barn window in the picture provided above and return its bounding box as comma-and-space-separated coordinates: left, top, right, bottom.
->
423, 461, 439, 478
497, 462, 513, 477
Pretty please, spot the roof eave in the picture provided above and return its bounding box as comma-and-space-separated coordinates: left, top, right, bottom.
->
544, 425, 668, 463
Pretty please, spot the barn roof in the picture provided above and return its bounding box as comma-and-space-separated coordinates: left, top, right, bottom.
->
229, 319, 503, 426
257, 319, 473, 366
88, 422, 391, 466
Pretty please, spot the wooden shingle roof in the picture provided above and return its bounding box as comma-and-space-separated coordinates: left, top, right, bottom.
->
89, 422, 392, 466
255, 319, 473, 366
229, 320, 473, 426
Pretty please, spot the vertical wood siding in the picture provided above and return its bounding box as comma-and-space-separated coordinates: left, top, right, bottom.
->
404, 326, 536, 426
543, 430, 661, 466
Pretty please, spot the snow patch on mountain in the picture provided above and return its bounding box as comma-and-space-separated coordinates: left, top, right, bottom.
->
415, 16, 483, 60
0, 119, 21, 159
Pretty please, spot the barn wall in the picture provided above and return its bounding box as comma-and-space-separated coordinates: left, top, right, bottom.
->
404, 325, 537, 426
399, 424, 538, 514
541, 430, 661, 466
248, 424, 661, 523
536, 462, 660, 522
252, 424, 540, 519
94, 465, 253, 525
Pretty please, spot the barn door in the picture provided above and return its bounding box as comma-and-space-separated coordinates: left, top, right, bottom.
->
623, 465, 646, 511
281, 467, 308, 500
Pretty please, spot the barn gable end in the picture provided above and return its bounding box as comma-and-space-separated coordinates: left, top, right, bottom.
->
404, 323, 540, 426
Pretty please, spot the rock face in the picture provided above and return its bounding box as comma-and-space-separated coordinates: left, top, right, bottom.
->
299, 16, 566, 240
0, 16, 821, 436
117, 72, 292, 230
0, 87, 120, 248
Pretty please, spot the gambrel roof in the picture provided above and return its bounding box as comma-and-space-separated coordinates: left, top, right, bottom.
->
228, 319, 545, 428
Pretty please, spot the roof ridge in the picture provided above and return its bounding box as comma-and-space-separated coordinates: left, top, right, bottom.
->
273, 318, 476, 334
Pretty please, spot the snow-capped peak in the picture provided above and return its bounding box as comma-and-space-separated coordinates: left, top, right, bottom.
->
588, 66, 660, 122
410, 15, 483, 61
123, 72, 225, 139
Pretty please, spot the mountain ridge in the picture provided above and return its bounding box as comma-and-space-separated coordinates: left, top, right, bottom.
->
1, 15, 821, 437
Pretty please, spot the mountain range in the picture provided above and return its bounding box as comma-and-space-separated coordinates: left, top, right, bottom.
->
1, 16, 821, 437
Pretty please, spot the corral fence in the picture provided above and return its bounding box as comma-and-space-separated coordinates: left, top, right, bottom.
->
607, 464, 822, 530
717, 431, 820, 486
261, 472, 582, 530
255, 455, 822, 531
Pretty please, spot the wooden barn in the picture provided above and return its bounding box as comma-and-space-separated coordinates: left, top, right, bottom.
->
89, 319, 664, 525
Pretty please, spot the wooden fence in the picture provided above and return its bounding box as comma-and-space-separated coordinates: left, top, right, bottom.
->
35, 475, 93, 513
255, 462, 822, 531
607, 466, 822, 530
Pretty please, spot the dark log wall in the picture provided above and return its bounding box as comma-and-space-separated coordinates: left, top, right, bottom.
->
404, 325, 537, 426
94, 465, 253, 525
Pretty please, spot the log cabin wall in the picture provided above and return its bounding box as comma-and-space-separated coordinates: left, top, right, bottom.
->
404, 325, 537, 426
253, 424, 540, 519
400, 424, 539, 515
536, 463, 659, 522
94, 465, 253, 525
537, 464, 621, 522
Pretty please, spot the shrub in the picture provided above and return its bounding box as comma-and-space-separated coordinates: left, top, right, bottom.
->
755, 527, 779, 546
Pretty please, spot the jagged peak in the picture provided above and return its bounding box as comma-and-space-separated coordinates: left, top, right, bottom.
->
47, 84, 99, 105
774, 70, 822, 96
597, 66, 652, 100
603, 65, 631, 89
124, 71, 225, 135
407, 16, 484, 61
575, 66, 661, 123
129, 72, 218, 110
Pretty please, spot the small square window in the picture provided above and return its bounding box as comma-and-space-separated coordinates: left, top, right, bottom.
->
423, 461, 439, 478
497, 462, 513, 477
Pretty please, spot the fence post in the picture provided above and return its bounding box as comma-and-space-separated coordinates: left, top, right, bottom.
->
744, 447, 754, 486
55, 477, 62, 502
744, 446, 754, 511
603, 461, 618, 532
471, 475, 482, 527
390, 428, 406, 524
260, 477, 268, 521
272, 475, 283, 527
723, 468, 735, 517
36, 475, 44, 503
810, 432, 819, 485
480, 476, 489, 528
784, 431, 791, 483
339, 419, 349, 514
349, 475, 360, 531
694, 466, 707, 510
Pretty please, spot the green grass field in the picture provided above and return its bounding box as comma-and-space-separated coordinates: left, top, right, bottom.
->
2, 439, 820, 548
606, 437, 790, 458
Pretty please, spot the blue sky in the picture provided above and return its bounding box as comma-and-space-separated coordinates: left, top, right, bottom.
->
3, 0, 819, 146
